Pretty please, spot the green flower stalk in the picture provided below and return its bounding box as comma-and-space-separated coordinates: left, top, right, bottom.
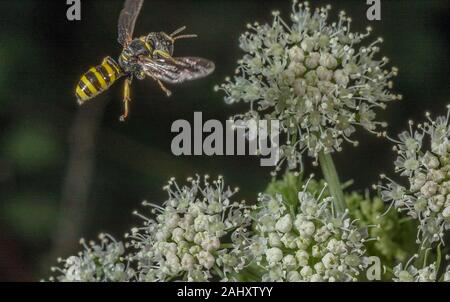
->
318, 151, 346, 214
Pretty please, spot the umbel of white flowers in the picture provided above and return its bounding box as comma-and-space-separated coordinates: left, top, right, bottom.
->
126, 175, 253, 282
380, 106, 450, 247
50, 176, 254, 282
217, 0, 401, 169
49, 234, 133, 282
248, 177, 370, 281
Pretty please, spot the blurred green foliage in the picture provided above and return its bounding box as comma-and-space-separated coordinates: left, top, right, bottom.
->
2, 193, 58, 241
346, 194, 418, 277
3, 122, 62, 172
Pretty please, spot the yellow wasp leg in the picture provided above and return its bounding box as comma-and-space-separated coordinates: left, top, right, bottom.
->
158, 80, 172, 97
153, 50, 182, 65
150, 50, 178, 96
153, 49, 171, 59
154, 77, 172, 97
119, 78, 131, 122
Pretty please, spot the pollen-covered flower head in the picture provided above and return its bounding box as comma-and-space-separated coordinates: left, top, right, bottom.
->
217, 1, 400, 169
380, 106, 450, 246
127, 175, 252, 281
50, 234, 132, 282
249, 177, 370, 281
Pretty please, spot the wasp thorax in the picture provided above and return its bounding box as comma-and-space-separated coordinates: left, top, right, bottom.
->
118, 38, 151, 77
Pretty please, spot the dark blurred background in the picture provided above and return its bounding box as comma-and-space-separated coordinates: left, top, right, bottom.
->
0, 0, 448, 281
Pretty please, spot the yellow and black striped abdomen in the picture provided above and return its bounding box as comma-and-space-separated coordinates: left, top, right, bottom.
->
76, 56, 123, 104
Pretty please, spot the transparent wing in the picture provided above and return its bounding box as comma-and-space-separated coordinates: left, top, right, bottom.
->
118, 0, 144, 46
141, 57, 215, 84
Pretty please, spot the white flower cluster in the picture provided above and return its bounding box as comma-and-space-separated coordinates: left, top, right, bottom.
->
393, 261, 437, 282
50, 234, 132, 282
217, 1, 400, 169
380, 107, 450, 246
249, 180, 369, 281
392, 254, 450, 282
127, 176, 252, 281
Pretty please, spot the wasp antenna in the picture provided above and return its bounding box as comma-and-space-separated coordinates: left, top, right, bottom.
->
170, 26, 187, 37
173, 34, 198, 41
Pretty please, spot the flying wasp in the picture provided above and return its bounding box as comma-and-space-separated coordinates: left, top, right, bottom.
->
75, 0, 215, 121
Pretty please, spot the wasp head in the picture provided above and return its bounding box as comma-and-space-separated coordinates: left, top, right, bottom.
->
146, 32, 174, 57
145, 27, 197, 59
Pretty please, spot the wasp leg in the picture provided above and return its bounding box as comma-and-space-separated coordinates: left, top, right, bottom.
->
148, 73, 172, 97
119, 78, 132, 122
153, 50, 182, 65
156, 79, 172, 97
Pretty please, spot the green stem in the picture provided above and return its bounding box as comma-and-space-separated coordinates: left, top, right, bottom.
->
318, 151, 346, 215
